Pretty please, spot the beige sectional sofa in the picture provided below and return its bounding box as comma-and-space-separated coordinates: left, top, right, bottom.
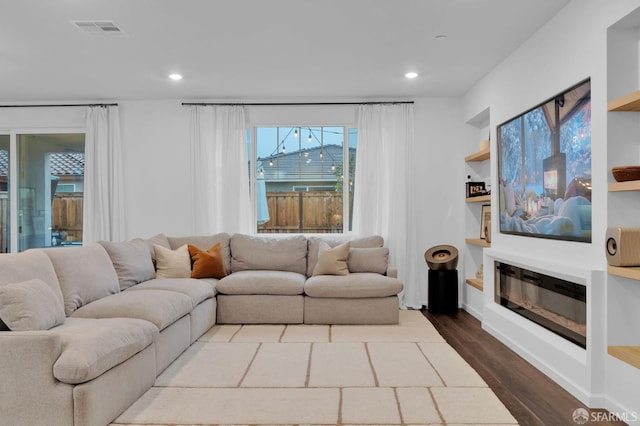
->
0, 232, 402, 426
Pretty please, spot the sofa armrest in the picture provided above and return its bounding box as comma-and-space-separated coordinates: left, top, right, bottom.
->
386, 264, 398, 278
0, 331, 74, 425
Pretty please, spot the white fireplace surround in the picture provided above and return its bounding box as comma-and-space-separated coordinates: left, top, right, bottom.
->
482, 248, 606, 407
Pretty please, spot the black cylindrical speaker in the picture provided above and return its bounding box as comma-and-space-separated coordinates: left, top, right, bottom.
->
428, 269, 458, 314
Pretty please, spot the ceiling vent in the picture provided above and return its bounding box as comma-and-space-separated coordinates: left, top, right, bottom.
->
71, 21, 128, 37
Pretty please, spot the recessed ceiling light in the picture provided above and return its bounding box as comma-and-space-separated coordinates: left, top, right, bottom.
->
405, 72, 418, 79
169, 73, 183, 81
434, 34, 448, 40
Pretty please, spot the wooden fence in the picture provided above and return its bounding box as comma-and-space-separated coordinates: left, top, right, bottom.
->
0, 192, 82, 252
258, 191, 344, 233
52, 192, 83, 243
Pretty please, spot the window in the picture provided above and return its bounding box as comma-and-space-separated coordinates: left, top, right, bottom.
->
250, 126, 356, 234
0, 132, 85, 252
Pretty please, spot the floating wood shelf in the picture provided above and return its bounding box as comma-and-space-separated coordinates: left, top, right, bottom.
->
465, 278, 484, 291
464, 147, 490, 162
609, 180, 640, 192
608, 265, 640, 281
608, 346, 640, 369
465, 238, 490, 248
465, 195, 491, 203
608, 91, 640, 111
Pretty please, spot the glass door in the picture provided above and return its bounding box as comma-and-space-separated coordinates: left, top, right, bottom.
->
16, 133, 85, 251
0, 134, 9, 253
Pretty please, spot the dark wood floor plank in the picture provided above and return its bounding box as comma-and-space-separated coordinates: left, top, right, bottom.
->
422, 309, 627, 426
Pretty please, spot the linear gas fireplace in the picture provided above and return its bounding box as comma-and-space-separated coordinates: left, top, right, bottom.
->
495, 262, 586, 348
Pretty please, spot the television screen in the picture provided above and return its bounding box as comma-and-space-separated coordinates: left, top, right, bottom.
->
497, 79, 591, 243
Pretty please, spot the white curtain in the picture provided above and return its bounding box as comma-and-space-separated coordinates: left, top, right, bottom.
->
352, 104, 423, 308
83, 105, 125, 243
189, 105, 252, 234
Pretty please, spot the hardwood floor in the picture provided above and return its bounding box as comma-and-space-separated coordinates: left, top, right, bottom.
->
422, 309, 627, 426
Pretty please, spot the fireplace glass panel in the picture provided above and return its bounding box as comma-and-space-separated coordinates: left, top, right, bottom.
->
495, 262, 586, 348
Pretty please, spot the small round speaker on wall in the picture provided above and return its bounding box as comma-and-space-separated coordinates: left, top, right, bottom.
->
424, 245, 458, 270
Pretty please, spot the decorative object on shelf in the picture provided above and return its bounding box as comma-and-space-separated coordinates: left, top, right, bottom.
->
611, 165, 640, 182
497, 78, 591, 243
479, 139, 490, 151
466, 181, 486, 198
480, 204, 491, 241
605, 227, 640, 266
475, 264, 483, 280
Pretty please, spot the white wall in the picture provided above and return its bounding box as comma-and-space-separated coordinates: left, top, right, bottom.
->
462, 0, 640, 418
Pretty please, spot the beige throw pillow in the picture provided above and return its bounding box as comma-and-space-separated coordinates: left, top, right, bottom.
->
0, 278, 66, 331
154, 244, 191, 278
312, 241, 350, 276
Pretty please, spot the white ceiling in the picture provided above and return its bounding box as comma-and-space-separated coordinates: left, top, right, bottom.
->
0, 0, 571, 102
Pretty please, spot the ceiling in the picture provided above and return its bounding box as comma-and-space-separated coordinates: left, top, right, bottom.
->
0, 0, 571, 102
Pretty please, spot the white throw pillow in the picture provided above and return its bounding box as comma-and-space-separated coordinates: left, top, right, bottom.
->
0, 278, 66, 331
312, 241, 350, 276
154, 244, 191, 278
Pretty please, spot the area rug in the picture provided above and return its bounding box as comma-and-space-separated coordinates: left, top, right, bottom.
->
112, 310, 518, 425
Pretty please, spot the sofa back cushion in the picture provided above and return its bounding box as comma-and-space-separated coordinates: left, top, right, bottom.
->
307, 235, 384, 276
0, 250, 63, 330
348, 247, 389, 274
230, 234, 307, 275
0, 278, 66, 331
44, 243, 120, 316
98, 239, 155, 290
168, 233, 231, 274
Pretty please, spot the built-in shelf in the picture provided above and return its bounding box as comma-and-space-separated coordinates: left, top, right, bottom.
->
609, 180, 640, 192
608, 346, 640, 369
465, 238, 490, 248
608, 265, 640, 281
608, 90, 640, 111
464, 147, 490, 162
465, 278, 484, 291
465, 195, 491, 203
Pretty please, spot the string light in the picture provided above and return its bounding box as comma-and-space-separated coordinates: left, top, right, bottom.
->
293, 129, 298, 138
308, 133, 312, 142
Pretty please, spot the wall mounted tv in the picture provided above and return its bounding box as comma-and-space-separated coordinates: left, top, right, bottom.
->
497, 78, 591, 243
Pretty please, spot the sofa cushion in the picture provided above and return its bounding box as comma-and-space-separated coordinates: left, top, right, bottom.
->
217, 271, 305, 295
304, 273, 403, 298
0, 278, 66, 331
154, 244, 191, 279
125, 278, 214, 307
307, 235, 384, 276
44, 243, 120, 316
53, 317, 157, 384
313, 241, 350, 276
188, 243, 227, 279
231, 234, 307, 275
168, 233, 231, 275
144, 233, 171, 265
0, 249, 64, 331
70, 290, 193, 331
98, 239, 155, 290
348, 247, 389, 274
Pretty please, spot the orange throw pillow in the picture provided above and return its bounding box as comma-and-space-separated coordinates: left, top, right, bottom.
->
188, 243, 227, 279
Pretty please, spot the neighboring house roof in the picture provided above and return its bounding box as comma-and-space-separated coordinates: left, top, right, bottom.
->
0, 151, 84, 177
258, 144, 353, 182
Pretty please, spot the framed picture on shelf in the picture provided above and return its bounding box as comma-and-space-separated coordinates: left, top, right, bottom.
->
480, 204, 491, 240
466, 181, 486, 198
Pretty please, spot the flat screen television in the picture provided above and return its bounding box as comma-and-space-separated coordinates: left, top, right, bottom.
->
497, 78, 591, 243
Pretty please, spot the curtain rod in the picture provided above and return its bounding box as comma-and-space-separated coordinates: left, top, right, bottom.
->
0, 103, 118, 108
181, 101, 414, 106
